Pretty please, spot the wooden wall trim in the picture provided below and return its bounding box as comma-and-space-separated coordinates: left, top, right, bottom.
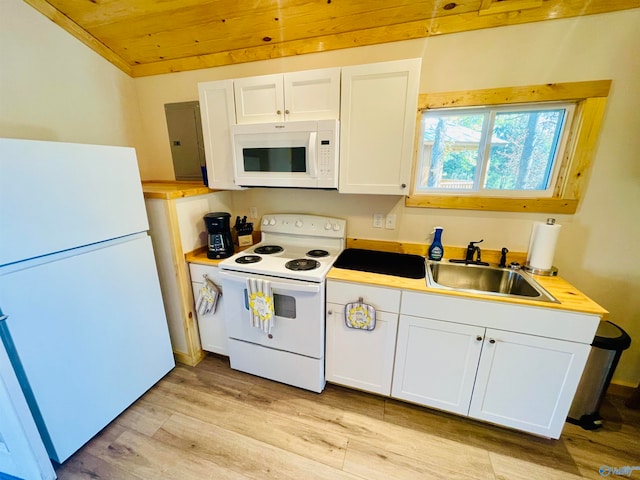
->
405, 196, 579, 213
418, 80, 612, 110
561, 97, 609, 201
165, 199, 206, 366
23, 0, 133, 76
408, 80, 611, 214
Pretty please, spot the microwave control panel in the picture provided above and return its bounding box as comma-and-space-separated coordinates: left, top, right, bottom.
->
317, 120, 339, 186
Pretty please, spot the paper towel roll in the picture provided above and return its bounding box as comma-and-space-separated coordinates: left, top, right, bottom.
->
526, 221, 562, 270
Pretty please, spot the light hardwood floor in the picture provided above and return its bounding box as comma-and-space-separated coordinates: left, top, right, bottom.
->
55, 354, 640, 479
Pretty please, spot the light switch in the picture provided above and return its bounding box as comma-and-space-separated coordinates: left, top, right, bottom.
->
385, 214, 397, 229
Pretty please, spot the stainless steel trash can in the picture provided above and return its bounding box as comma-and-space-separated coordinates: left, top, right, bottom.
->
567, 321, 631, 430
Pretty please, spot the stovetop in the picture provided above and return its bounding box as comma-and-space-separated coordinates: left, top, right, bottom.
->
219, 214, 346, 282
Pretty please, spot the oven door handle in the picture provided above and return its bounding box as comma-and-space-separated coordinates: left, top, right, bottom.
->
219, 270, 322, 294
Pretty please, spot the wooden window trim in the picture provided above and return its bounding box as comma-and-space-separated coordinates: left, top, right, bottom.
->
406, 80, 611, 213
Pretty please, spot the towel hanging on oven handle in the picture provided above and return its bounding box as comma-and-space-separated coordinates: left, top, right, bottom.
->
345, 297, 376, 331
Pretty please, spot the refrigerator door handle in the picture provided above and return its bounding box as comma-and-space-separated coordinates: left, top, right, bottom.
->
0, 314, 8, 322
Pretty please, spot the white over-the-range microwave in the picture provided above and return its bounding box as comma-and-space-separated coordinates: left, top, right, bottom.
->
231, 119, 339, 188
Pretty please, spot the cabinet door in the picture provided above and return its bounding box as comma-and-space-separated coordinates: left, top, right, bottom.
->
198, 79, 244, 189
391, 315, 484, 415
284, 68, 341, 121
468, 329, 590, 439
339, 58, 421, 195
189, 263, 228, 355
326, 303, 398, 396
234, 74, 284, 124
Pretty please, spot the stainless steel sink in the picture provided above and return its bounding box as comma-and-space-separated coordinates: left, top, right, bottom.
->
426, 261, 558, 303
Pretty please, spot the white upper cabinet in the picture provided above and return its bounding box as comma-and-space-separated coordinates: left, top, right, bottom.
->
234, 67, 341, 124
198, 79, 243, 190
339, 58, 421, 195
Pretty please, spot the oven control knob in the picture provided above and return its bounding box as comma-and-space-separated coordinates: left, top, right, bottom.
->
324, 222, 332, 230
332, 223, 341, 231
269, 218, 277, 226
295, 220, 303, 227
262, 218, 270, 226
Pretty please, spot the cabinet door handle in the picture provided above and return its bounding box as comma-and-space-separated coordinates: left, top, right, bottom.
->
276, 110, 282, 115
476, 335, 483, 341
327, 310, 333, 315
489, 338, 496, 344
285, 109, 290, 115
401, 183, 407, 188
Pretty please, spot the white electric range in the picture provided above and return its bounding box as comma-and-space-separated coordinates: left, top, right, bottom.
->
218, 213, 346, 393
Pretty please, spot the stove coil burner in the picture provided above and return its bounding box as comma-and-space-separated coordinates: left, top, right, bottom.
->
254, 245, 284, 255
285, 258, 320, 271
306, 249, 329, 258
235, 255, 262, 264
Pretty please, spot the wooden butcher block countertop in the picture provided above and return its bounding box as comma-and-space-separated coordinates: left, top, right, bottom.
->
186, 233, 608, 318
329, 239, 609, 318
141, 181, 214, 199
327, 267, 608, 318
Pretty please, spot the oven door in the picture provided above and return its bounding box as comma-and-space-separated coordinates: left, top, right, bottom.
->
219, 270, 325, 358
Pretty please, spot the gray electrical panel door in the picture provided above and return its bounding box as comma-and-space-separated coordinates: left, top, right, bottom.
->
164, 101, 206, 182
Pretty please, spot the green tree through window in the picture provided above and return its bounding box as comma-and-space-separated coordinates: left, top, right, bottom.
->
417, 104, 572, 197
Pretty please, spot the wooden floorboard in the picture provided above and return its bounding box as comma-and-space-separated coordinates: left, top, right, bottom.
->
55, 354, 640, 479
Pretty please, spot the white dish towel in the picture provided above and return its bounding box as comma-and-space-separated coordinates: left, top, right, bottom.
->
196, 274, 221, 315
246, 277, 275, 334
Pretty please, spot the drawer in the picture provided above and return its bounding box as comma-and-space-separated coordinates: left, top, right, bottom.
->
327, 280, 401, 313
189, 262, 221, 284
401, 290, 599, 343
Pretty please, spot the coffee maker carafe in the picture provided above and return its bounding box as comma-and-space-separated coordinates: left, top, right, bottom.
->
204, 212, 234, 259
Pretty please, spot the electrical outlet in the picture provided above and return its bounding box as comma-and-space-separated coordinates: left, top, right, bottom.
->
385, 214, 397, 229
373, 213, 384, 228
249, 206, 258, 219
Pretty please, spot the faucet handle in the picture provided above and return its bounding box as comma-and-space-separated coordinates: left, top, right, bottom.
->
499, 247, 509, 268
470, 239, 484, 247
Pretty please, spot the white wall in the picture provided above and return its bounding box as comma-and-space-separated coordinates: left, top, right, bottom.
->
0, 0, 144, 156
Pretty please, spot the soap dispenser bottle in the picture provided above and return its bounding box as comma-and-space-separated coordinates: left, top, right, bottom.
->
428, 227, 444, 261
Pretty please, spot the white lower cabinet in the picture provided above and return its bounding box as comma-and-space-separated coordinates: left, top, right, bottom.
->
325, 280, 400, 395
189, 263, 228, 355
394, 290, 595, 439
326, 282, 598, 439
391, 316, 484, 416
468, 329, 590, 438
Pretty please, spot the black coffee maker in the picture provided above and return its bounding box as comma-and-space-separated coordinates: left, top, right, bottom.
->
204, 212, 234, 259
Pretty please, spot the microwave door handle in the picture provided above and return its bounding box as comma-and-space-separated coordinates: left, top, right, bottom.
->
308, 132, 318, 178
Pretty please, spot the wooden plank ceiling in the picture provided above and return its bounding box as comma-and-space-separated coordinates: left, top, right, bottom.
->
24, 0, 640, 77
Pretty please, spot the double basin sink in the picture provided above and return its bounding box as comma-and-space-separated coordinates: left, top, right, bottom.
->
333, 248, 558, 303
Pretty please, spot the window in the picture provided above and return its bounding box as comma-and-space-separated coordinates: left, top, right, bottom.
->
416, 103, 574, 197
407, 80, 611, 213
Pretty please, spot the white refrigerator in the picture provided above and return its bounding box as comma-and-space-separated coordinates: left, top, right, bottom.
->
0, 139, 175, 471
